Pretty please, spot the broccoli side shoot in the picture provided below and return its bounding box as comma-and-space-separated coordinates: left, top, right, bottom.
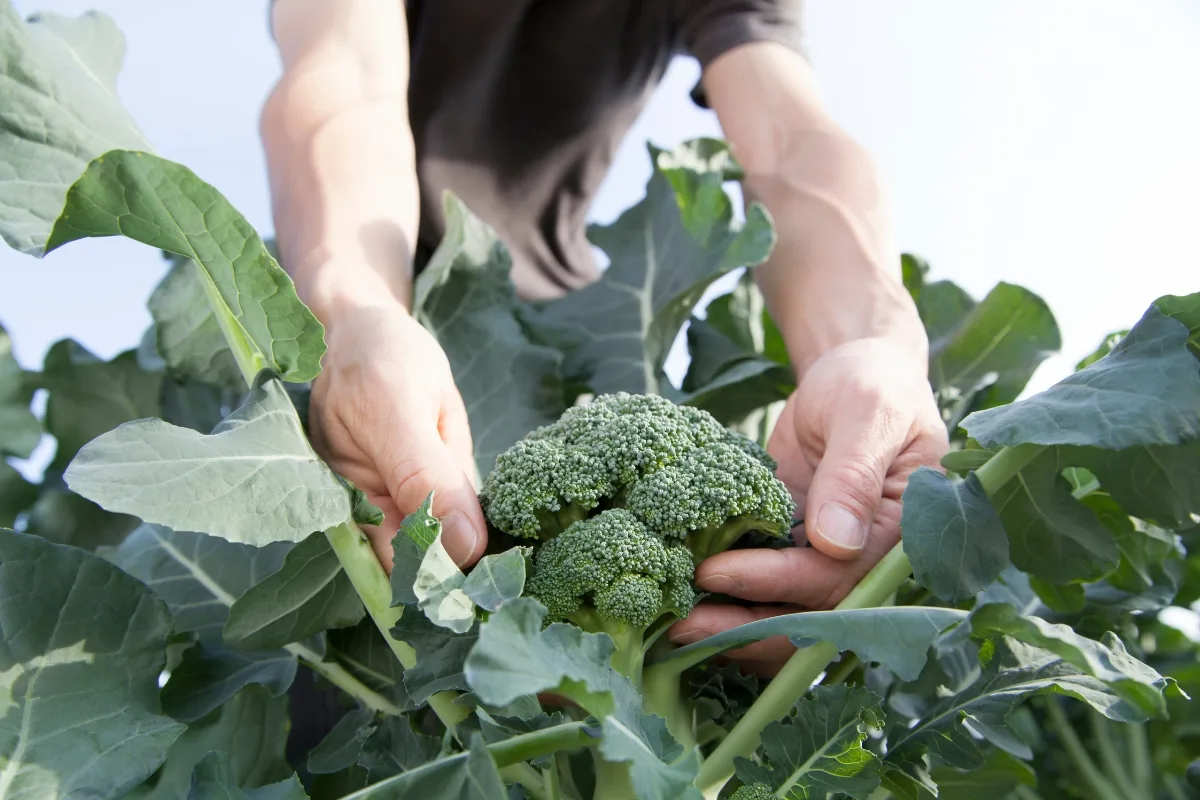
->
525, 509, 695, 678
728, 784, 776, 800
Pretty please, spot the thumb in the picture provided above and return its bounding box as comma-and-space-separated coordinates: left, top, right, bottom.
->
380, 428, 487, 569
804, 412, 903, 560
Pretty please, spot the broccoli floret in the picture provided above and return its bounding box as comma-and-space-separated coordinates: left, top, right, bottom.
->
729, 783, 776, 800
625, 441, 795, 561
525, 509, 694, 677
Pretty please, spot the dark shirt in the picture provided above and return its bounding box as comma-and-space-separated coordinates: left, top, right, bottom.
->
278, 0, 806, 300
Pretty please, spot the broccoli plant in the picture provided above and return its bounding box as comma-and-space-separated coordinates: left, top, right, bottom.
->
1, 4, 1200, 800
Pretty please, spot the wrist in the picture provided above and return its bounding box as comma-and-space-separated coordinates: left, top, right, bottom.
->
780, 294, 929, 378
291, 247, 412, 325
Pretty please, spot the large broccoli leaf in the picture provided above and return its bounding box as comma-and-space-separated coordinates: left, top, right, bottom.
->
414, 194, 566, 478
65, 376, 350, 546
0, 528, 184, 798
526, 140, 774, 397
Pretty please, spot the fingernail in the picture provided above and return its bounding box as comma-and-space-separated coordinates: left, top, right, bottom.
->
441, 511, 480, 566
817, 502, 867, 550
670, 628, 709, 645
698, 573, 743, 594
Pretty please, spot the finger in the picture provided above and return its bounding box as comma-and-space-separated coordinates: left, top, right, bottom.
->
378, 426, 487, 569
669, 603, 798, 664
438, 386, 479, 488
804, 401, 907, 559
694, 507, 900, 608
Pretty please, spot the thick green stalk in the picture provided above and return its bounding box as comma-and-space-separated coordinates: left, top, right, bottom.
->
973, 443, 1044, 495
1090, 711, 1140, 799
490, 722, 599, 767
591, 755, 637, 800
289, 639, 403, 716
1045, 699, 1125, 800
326, 522, 469, 729
1126, 722, 1152, 796
500, 764, 550, 800
642, 661, 698, 748
695, 544, 913, 792
212, 293, 469, 731
693, 443, 1040, 793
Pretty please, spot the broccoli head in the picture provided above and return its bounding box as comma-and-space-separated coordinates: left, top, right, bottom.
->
728, 784, 776, 800
480, 392, 796, 551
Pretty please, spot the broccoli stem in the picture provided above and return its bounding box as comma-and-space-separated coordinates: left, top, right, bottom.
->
591, 756, 637, 800
642, 660, 697, 749
567, 608, 646, 684
689, 515, 787, 563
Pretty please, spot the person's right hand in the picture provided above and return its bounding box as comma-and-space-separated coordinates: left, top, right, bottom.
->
308, 301, 487, 570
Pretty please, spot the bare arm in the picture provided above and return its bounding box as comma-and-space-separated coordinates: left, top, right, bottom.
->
262, 0, 419, 318
669, 42, 946, 651
259, 0, 486, 568
701, 42, 927, 375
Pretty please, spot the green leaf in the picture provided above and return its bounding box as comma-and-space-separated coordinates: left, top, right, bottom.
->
884, 638, 1140, 787
0, 323, 39, 459
307, 707, 377, 775
39, 340, 162, 470
398, 493, 440, 552
527, 140, 775, 396
147, 254, 244, 390
0, 462, 36, 528
929, 749, 1037, 800
43, 150, 325, 382
337, 477, 384, 527
463, 599, 701, 798
126, 686, 293, 800
732, 685, 884, 800
413, 194, 566, 477
224, 531, 365, 650
21, 476, 139, 550
390, 611, 476, 705
990, 448, 1120, 583
345, 735, 505, 800
969, 602, 1168, 718
963, 307, 1200, 449
1029, 575, 1086, 613
929, 282, 1061, 406
901, 468, 1009, 602
327, 620, 414, 711
112, 524, 301, 721
1155, 291, 1200, 359
413, 532, 475, 634
1060, 442, 1200, 530
0, 528, 184, 798
461, 548, 527, 612
356, 716, 441, 782
188, 752, 309, 800
0, 4, 151, 255
653, 607, 967, 682
66, 376, 350, 546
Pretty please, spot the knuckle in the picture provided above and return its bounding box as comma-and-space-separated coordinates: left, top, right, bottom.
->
831, 458, 885, 507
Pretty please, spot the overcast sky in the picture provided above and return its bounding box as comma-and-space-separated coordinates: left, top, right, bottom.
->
3, 0, 1198, 396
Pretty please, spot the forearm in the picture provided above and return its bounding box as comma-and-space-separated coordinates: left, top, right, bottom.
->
705, 43, 927, 376
261, 0, 418, 321
745, 128, 927, 375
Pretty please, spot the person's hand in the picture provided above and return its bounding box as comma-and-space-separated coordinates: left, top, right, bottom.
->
668, 336, 948, 674
308, 301, 487, 569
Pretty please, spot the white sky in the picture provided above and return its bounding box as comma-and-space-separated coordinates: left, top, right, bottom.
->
3, 0, 1198, 399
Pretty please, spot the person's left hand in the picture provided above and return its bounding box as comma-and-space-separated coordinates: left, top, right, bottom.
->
667, 336, 949, 675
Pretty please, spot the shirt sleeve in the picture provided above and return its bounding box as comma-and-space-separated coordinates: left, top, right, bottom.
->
676, 0, 806, 69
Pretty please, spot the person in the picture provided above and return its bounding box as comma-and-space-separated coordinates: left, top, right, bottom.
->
261, 0, 948, 675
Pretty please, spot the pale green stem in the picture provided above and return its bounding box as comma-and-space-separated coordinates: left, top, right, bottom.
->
543, 762, 562, 800
1014, 786, 1048, 800
500, 763, 551, 800
694, 544, 912, 792
289, 639, 403, 715
1045, 699, 1125, 800
821, 654, 860, 686
693, 443, 1042, 793
325, 522, 470, 730
1126, 722, 1152, 797
1090, 711, 1140, 799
